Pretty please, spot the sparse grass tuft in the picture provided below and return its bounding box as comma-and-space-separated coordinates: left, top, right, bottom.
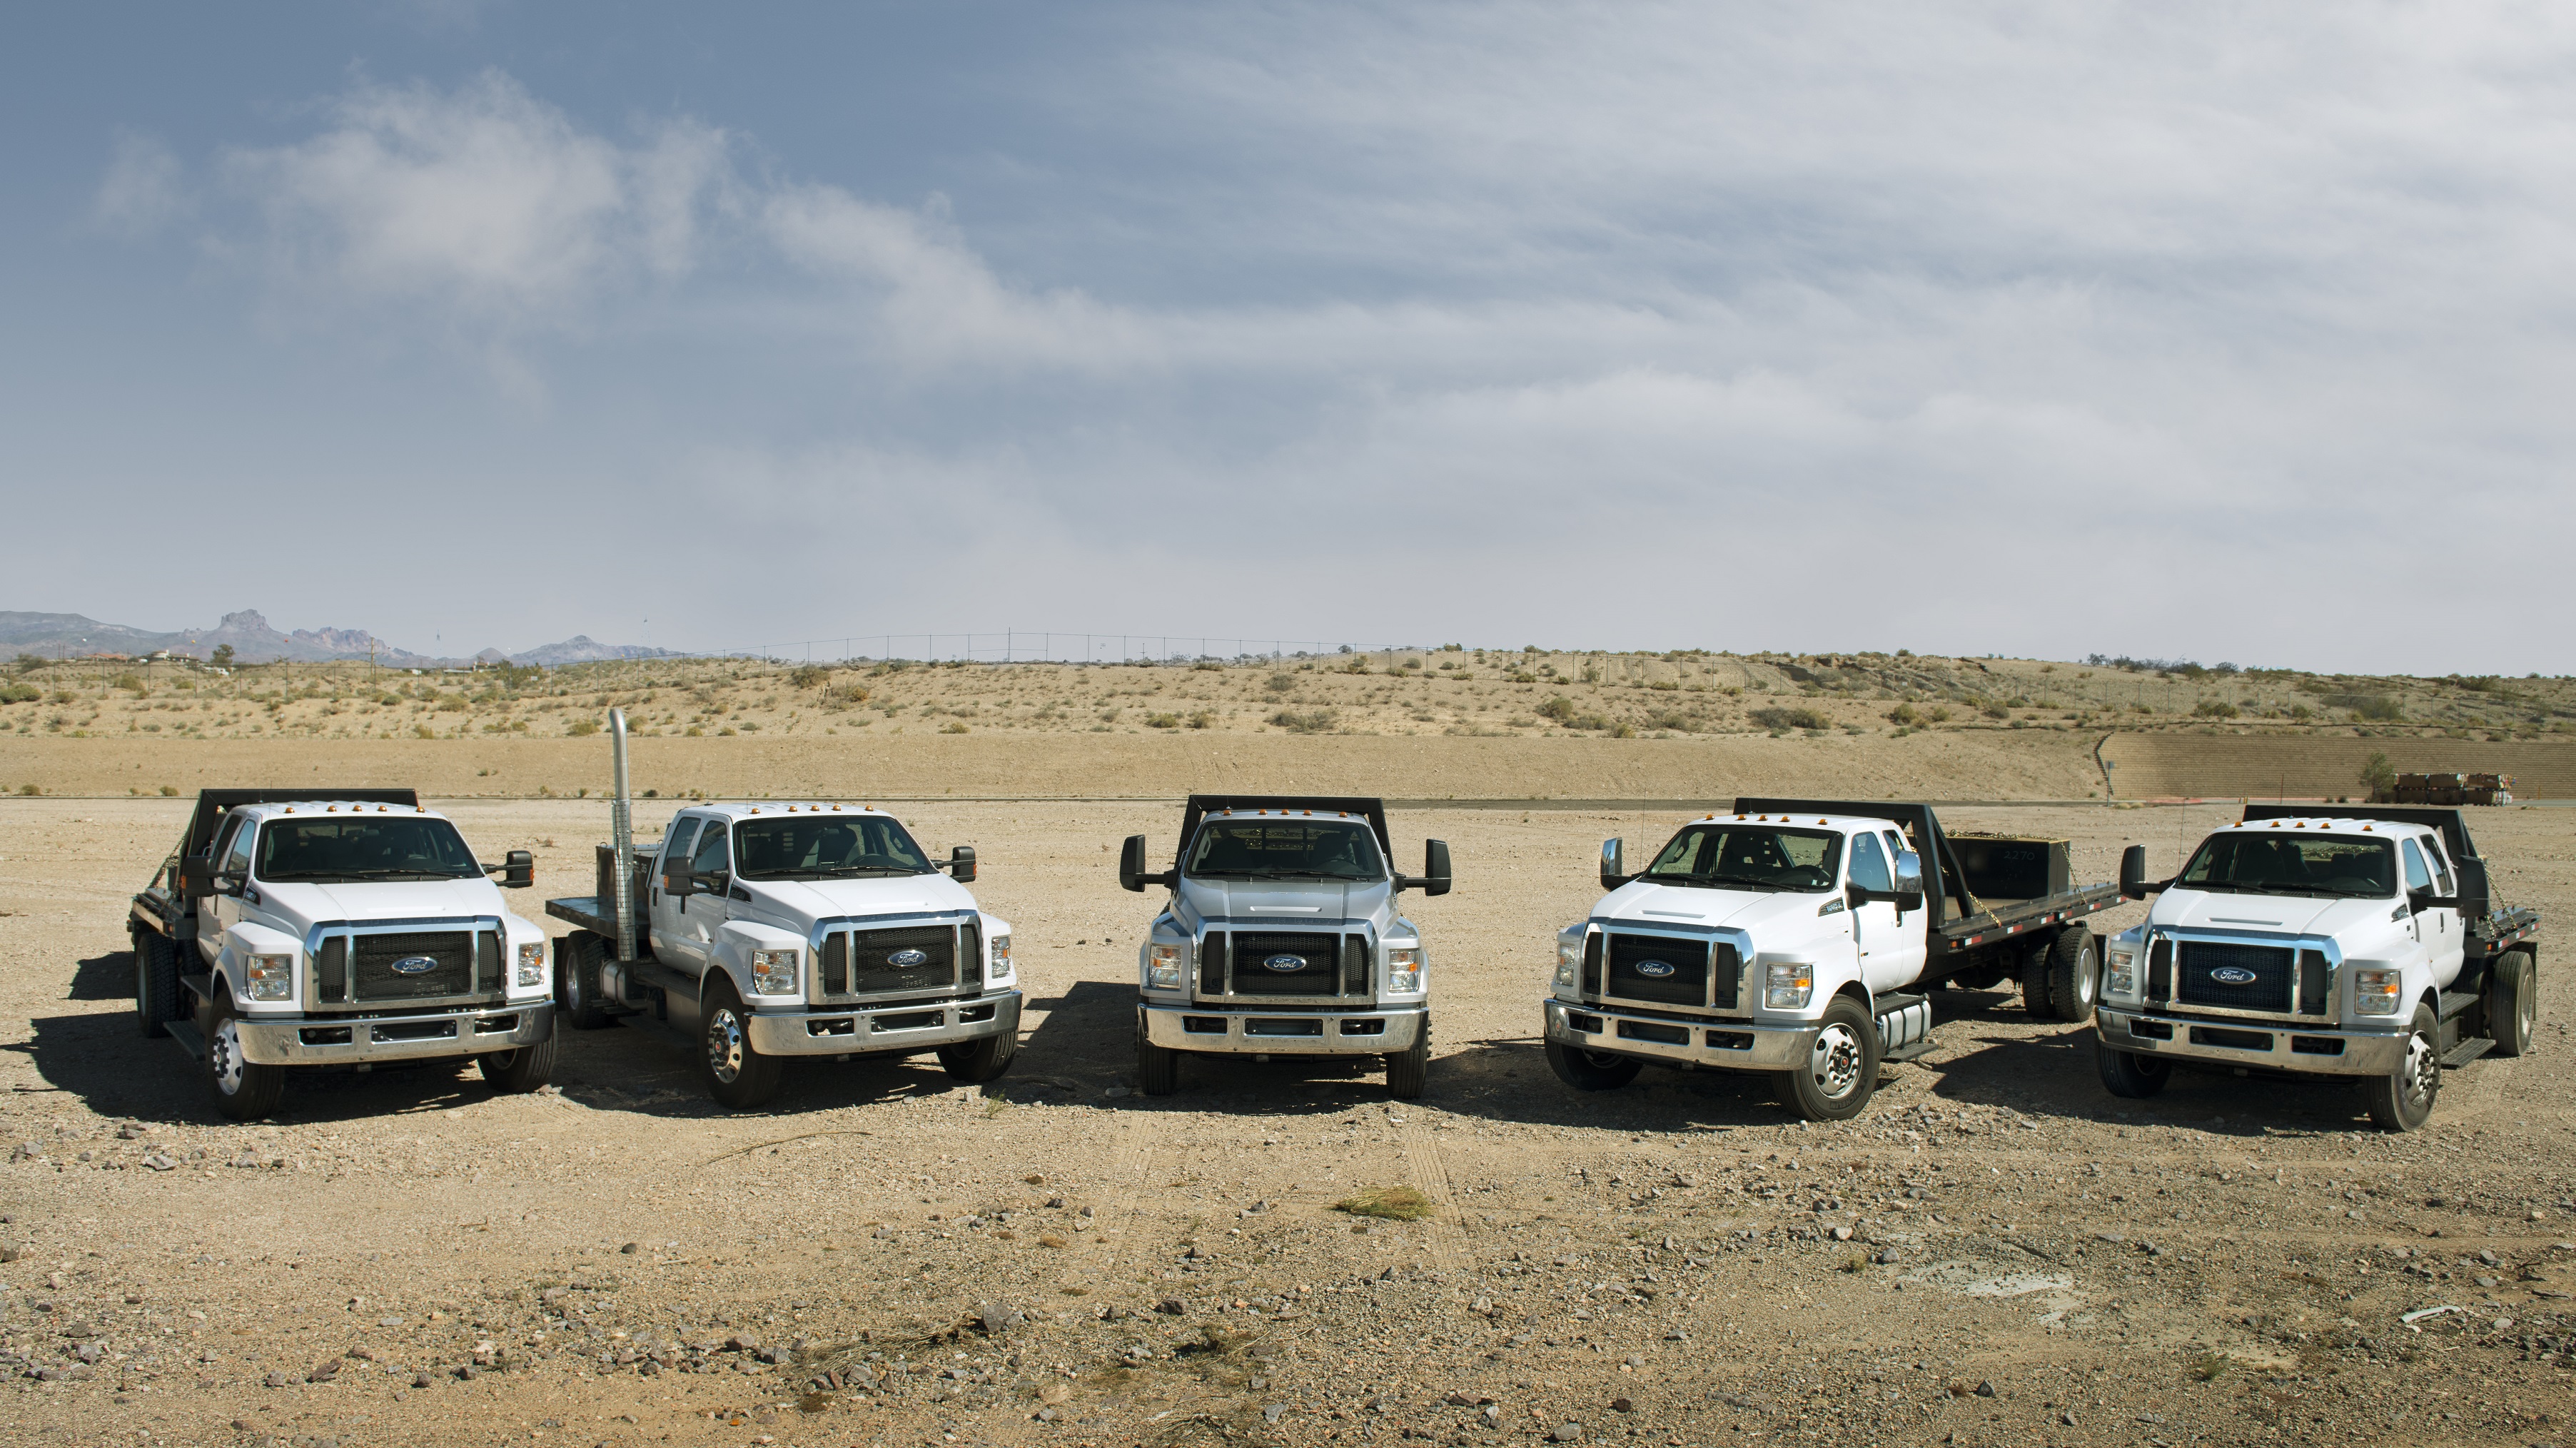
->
1333, 1185, 1433, 1221
2188, 1352, 2231, 1382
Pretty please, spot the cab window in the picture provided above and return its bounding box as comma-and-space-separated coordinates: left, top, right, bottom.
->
662, 817, 702, 869
2420, 835, 2455, 894
1849, 832, 1892, 892
2401, 840, 2432, 893
221, 818, 256, 876
689, 820, 732, 882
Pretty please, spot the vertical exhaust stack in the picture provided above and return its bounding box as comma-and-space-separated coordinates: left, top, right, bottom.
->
609, 707, 635, 963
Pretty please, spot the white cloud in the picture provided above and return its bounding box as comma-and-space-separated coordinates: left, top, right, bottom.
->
222, 71, 727, 322
92, 131, 186, 236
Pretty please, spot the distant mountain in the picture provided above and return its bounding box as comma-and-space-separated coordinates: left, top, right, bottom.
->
1, 609, 678, 668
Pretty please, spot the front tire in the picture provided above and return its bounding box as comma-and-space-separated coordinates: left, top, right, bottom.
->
1386, 1018, 1430, 1100
2488, 950, 2537, 1058
478, 1023, 559, 1093
206, 993, 287, 1121
133, 928, 182, 1040
699, 978, 783, 1110
2096, 1038, 2170, 1098
938, 1031, 1018, 1084
2042, 928, 2098, 1024
2361, 1003, 2440, 1132
1545, 1038, 1642, 1091
556, 932, 612, 1031
1772, 995, 1881, 1121
1138, 1016, 1181, 1096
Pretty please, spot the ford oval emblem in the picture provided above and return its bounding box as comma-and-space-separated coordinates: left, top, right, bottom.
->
887, 948, 931, 968
388, 955, 439, 976
1263, 953, 1308, 973
1634, 959, 1677, 978
2209, 966, 2258, 986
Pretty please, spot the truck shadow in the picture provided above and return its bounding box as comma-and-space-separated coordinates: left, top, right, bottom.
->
16, 1011, 502, 1126
66, 951, 135, 1003
1915, 1026, 2383, 1135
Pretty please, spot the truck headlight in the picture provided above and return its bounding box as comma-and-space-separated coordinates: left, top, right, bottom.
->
1147, 943, 1186, 991
1764, 961, 1814, 1011
244, 953, 294, 1002
987, 933, 1014, 983
1386, 947, 1423, 994
2353, 968, 2401, 1016
1554, 938, 1581, 991
515, 941, 547, 988
750, 948, 799, 996
2103, 946, 2136, 997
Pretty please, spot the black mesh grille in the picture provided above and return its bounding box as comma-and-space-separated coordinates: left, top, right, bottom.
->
1228, 932, 1343, 996
820, 933, 848, 995
962, 921, 982, 984
352, 931, 475, 1001
1582, 932, 1603, 994
476, 932, 502, 993
842, 926, 954, 996
2147, 938, 2172, 1001
1203, 931, 1228, 996
316, 936, 347, 1003
1341, 935, 1368, 995
2176, 942, 2294, 1013
1605, 933, 1708, 1007
1712, 943, 1741, 1011
2298, 949, 2330, 1015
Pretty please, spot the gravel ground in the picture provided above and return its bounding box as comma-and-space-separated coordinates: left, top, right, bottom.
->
0, 797, 2570, 1448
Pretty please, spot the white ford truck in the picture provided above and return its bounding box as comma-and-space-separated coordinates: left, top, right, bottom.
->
1544, 797, 2121, 1120
545, 711, 1019, 1108
1118, 794, 1451, 1099
128, 788, 555, 1120
2096, 805, 2541, 1130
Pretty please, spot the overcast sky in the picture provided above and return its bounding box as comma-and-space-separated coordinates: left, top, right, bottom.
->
4, 3, 2570, 673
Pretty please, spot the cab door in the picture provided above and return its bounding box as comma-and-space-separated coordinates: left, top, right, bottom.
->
2405, 836, 2466, 985
649, 815, 701, 961
1847, 831, 1923, 994
677, 819, 734, 968
203, 814, 256, 966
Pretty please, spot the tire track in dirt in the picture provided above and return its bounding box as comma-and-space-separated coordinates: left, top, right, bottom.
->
1399, 1123, 1472, 1275
1086, 1103, 1164, 1281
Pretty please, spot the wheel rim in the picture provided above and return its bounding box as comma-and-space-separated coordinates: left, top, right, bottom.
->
2520, 972, 2535, 1040
1580, 1050, 1626, 1072
488, 1050, 517, 1070
1807, 1023, 1864, 1100
562, 958, 585, 1013
2073, 947, 2098, 1010
706, 1007, 746, 1084
211, 1018, 245, 1096
2397, 1030, 2435, 1110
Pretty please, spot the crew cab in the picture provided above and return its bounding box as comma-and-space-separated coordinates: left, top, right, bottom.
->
1544, 799, 2121, 1120
2096, 805, 2540, 1130
1118, 795, 1450, 1099
128, 789, 552, 1120
547, 712, 1019, 1108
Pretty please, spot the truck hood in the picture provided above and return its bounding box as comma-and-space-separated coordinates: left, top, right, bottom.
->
1597, 880, 1831, 937
1175, 875, 1397, 933
256, 877, 508, 927
738, 871, 981, 927
2150, 888, 2400, 941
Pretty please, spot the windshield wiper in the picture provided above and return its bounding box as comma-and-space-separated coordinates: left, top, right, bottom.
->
1655, 871, 1777, 889
263, 870, 475, 882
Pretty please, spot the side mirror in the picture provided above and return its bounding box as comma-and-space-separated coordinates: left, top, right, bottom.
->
213, 873, 244, 898
1400, 840, 1453, 896
945, 845, 977, 884
177, 856, 216, 900
694, 868, 729, 896
2455, 858, 2491, 921
1892, 851, 1924, 911
2408, 885, 2437, 914
502, 849, 535, 889
1599, 838, 1630, 892
1118, 835, 1150, 892
2119, 845, 2156, 900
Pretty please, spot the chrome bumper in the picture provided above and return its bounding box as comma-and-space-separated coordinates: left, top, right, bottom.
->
747, 991, 1021, 1057
1143, 1002, 1424, 1055
1542, 996, 1813, 1072
236, 1004, 553, 1065
2093, 1006, 2410, 1076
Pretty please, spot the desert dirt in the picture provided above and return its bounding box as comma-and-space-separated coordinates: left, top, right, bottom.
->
0, 777, 2570, 1448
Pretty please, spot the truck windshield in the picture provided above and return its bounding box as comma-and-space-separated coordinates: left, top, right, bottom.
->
2177, 832, 2395, 898
734, 816, 935, 879
1642, 825, 1843, 892
1185, 819, 1385, 881
254, 816, 481, 883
